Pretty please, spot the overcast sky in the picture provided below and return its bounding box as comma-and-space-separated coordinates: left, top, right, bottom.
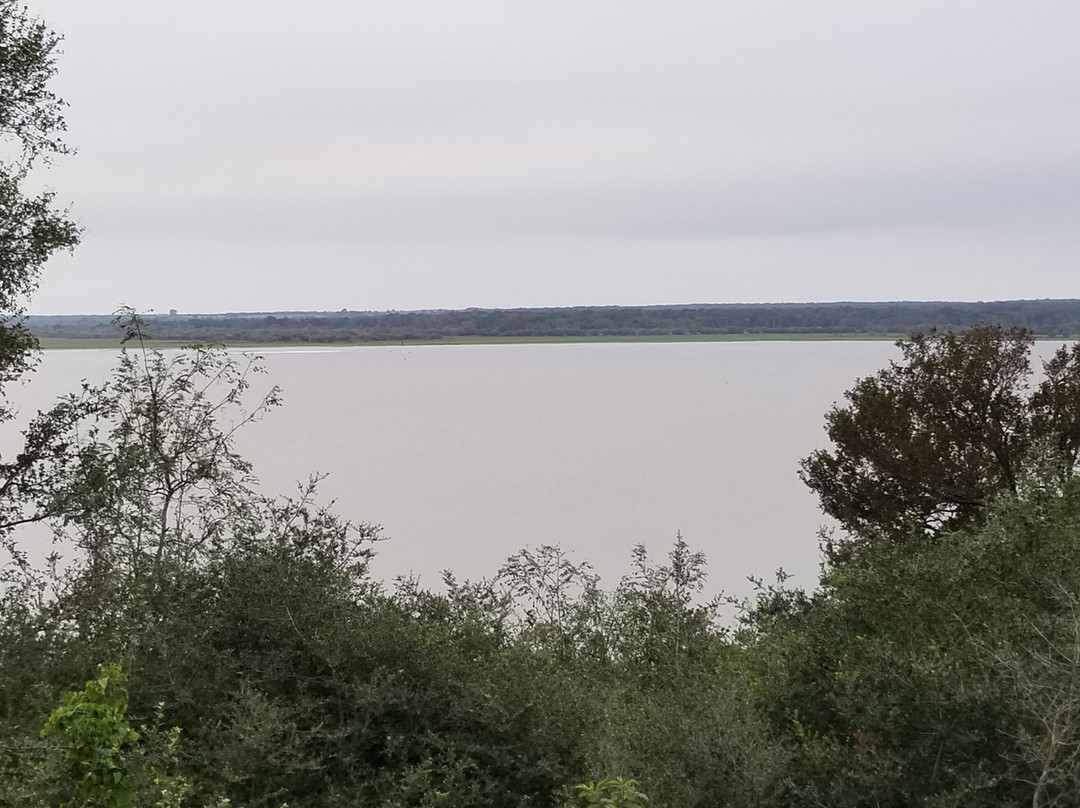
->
23, 1, 1080, 314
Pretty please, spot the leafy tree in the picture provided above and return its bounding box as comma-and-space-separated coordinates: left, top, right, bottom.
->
0, 0, 80, 582
1031, 340, 1080, 477
0, 0, 79, 397
497, 544, 602, 660
28, 330, 291, 658
0, 328, 381, 806
0, 2, 83, 775
800, 325, 1080, 547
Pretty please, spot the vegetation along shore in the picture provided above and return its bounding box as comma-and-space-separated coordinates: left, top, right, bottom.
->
28, 298, 1080, 347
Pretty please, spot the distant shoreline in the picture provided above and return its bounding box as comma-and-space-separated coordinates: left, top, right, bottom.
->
36, 333, 908, 350
29, 301, 1080, 347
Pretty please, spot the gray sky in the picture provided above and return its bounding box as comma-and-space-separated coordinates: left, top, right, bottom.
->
24, 1, 1080, 314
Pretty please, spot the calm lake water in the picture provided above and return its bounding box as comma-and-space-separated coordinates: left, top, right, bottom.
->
3, 340, 915, 600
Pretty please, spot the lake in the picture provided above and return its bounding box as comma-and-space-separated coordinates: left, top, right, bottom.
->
2, 340, 912, 600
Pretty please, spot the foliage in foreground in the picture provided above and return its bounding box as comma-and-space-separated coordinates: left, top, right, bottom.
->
0, 329, 783, 807
2, 326, 1080, 808
740, 484, 1080, 807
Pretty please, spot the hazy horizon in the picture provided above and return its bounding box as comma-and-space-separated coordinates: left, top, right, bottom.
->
22, 297, 1080, 319
24, 1, 1080, 314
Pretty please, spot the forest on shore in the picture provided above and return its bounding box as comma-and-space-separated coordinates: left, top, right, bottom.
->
28, 298, 1080, 344
9, 5, 1080, 807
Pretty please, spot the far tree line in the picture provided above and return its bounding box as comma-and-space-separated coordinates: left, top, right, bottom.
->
28, 298, 1080, 344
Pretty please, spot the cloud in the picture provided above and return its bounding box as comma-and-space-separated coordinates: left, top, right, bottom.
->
26, 0, 1080, 311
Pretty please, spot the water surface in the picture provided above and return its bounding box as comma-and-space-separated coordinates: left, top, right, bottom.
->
4, 341, 914, 599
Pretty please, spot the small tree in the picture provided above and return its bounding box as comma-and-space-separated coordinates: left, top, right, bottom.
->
24, 663, 223, 808
48, 316, 282, 582
38, 663, 140, 808
564, 778, 649, 808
